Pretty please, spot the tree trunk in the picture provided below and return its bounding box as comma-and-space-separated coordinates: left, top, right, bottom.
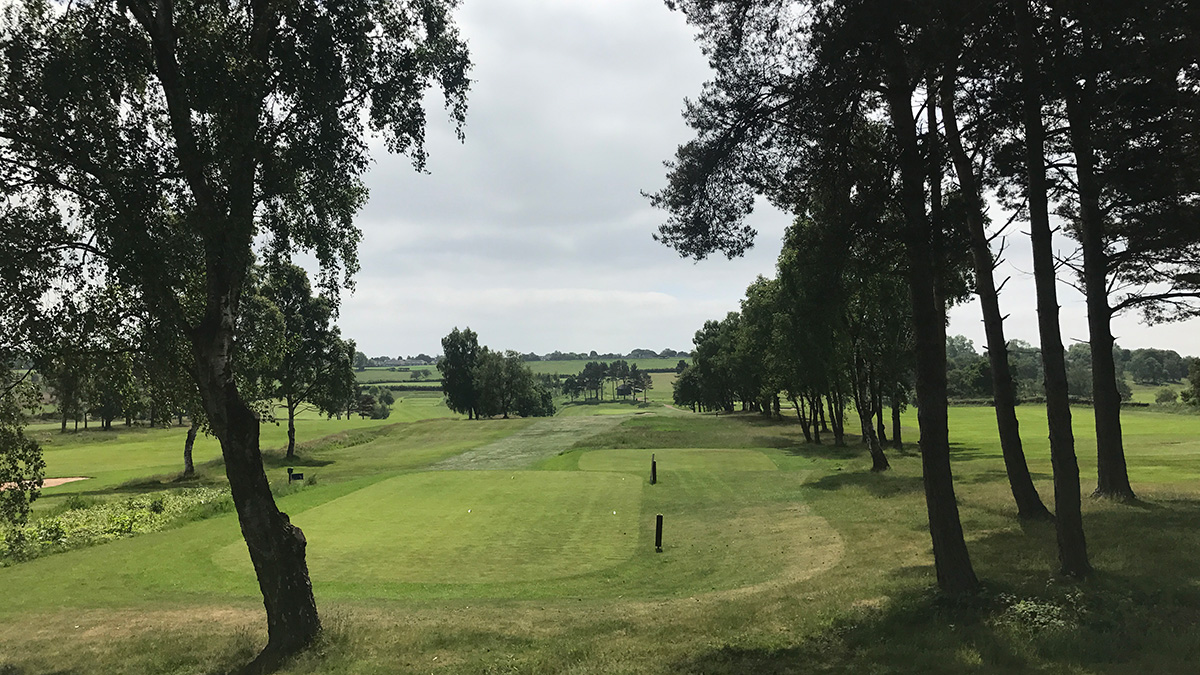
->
193, 312, 320, 665
810, 394, 822, 444
827, 392, 845, 446
286, 399, 297, 460
854, 355, 890, 471
793, 396, 813, 442
183, 421, 198, 477
883, 35, 978, 594
1016, 0, 1091, 577
891, 398, 903, 448
940, 66, 1053, 521
1061, 49, 1135, 501
874, 381, 888, 444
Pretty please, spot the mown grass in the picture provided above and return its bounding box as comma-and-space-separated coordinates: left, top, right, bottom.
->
2, 403, 1200, 673
354, 366, 440, 383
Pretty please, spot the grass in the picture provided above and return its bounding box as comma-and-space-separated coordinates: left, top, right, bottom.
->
354, 366, 440, 383
3, 401, 1200, 673
213, 471, 643, 585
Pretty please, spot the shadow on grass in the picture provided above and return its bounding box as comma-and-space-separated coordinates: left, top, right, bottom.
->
672, 537, 1200, 675
807, 469, 926, 498
781, 443, 863, 461
260, 453, 334, 469
668, 586, 1030, 674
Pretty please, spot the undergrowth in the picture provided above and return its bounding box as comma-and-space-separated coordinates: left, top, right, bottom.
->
0, 487, 233, 566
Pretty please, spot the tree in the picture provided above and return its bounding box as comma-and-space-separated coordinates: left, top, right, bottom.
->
579, 361, 609, 401
1181, 358, 1200, 406
353, 351, 370, 372
253, 264, 356, 459
1128, 351, 1168, 385
0, 375, 44, 536
517, 374, 558, 418
0, 1, 471, 666
1045, 0, 1200, 501
936, 26, 1053, 517
608, 360, 630, 401
1013, 0, 1091, 576
653, 0, 980, 593
475, 349, 543, 419
439, 328, 482, 419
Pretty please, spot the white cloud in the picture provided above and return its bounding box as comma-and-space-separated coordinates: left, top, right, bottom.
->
340, 0, 1197, 359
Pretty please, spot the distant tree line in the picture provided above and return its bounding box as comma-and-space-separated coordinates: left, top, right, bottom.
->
29, 265, 369, 464
561, 361, 654, 403
352, 348, 693, 370
437, 328, 557, 419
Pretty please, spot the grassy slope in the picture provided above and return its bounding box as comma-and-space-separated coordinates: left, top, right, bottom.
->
3, 404, 1200, 673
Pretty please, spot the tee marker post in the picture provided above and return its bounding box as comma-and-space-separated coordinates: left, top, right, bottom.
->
655, 514, 664, 553
651, 453, 657, 485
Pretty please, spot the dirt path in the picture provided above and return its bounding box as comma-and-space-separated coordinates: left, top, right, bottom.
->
430, 416, 626, 471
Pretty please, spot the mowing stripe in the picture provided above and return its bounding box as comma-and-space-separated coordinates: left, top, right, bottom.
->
430, 416, 625, 471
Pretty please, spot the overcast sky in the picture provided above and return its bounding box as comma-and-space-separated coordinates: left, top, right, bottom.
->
337, 0, 1197, 359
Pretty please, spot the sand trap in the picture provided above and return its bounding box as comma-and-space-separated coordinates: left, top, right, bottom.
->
0, 476, 89, 490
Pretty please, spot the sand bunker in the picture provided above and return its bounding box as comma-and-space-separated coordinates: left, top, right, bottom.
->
0, 476, 89, 490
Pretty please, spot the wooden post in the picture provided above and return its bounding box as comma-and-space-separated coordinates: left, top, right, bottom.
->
655, 514, 663, 552
651, 453, 657, 485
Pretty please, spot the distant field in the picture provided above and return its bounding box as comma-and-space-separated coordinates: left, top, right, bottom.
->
1127, 376, 1190, 405
355, 366, 439, 383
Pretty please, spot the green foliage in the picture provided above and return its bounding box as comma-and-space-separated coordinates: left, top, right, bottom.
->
438, 327, 482, 418
243, 264, 357, 430
0, 378, 43, 528
1182, 358, 1200, 406
1, 488, 232, 565
1156, 387, 1179, 405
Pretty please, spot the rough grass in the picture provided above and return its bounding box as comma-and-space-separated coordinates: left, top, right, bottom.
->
3, 404, 1200, 673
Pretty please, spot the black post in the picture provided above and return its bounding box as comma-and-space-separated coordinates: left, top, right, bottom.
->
287, 467, 294, 481
651, 453, 657, 485
655, 514, 663, 553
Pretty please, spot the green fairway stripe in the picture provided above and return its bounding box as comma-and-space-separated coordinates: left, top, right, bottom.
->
211, 470, 642, 584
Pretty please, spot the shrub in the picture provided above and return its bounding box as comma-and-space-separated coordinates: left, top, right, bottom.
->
0, 487, 232, 566
1155, 388, 1179, 405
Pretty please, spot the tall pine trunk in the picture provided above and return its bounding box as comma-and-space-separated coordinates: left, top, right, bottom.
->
891, 398, 903, 448
939, 67, 1052, 521
883, 35, 978, 594
1060, 39, 1135, 501
1015, 0, 1091, 577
